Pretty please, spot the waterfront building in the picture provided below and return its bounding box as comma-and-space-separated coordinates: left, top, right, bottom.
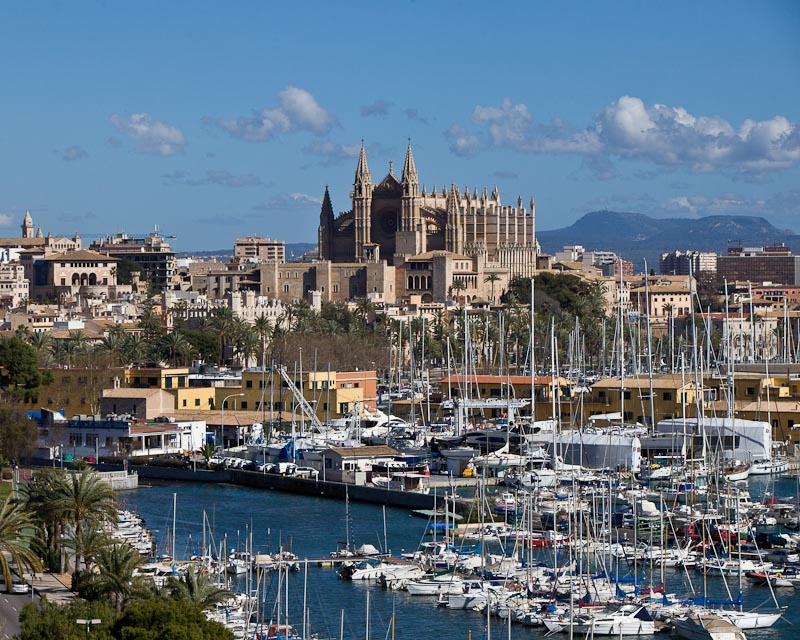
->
225, 368, 378, 422
37, 409, 206, 460
717, 244, 800, 285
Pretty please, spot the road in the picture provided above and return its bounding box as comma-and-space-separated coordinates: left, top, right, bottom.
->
0, 590, 31, 639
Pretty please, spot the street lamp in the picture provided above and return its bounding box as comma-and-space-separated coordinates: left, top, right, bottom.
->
76, 619, 101, 635
220, 393, 245, 457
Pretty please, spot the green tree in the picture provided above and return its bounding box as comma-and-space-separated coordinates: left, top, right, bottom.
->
55, 468, 118, 571
89, 542, 151, 613
0, 337, 46, 400
21, 468, 70, 572
484, 272, 501, 302
165, 568, 232, 611
0, 402, 39, 464
19, 598, 116, 640
0, 494, 43, 592
111, 598, 234, 640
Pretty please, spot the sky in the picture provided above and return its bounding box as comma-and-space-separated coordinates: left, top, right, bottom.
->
0, 1, 798, 252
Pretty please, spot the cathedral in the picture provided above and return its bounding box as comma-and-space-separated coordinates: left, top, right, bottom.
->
318, 143, 539, 280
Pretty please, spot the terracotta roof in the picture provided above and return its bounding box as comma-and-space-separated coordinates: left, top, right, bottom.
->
44, 249, 119, 262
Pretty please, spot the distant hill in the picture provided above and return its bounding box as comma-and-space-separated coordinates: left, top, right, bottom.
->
537, 212, 800, 270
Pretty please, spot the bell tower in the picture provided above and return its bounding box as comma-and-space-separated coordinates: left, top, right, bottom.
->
352, 143, 373, 262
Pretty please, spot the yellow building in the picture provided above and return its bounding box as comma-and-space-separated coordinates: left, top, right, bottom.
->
126, 367, 191, 391
23, 367, 126, 418
217, 368, 378, 422
582, 375, 697, 426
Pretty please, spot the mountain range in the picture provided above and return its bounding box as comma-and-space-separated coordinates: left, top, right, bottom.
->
536, 212, 800, 270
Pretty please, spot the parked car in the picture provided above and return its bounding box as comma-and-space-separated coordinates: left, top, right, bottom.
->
240, 460, 255, 470
294, 466, 319, 479
257, 462, 275, 473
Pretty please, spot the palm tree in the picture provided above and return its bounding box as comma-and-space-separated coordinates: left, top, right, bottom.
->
0, 494, 43, 592
484, 273, 501, 303
253, 313, 272, 367
451, 278, 466, 303
20, 468, 69, 572
166, 567, 232, 610
27, 332, 53, 366
92, 542, 150, 612
55, 468, 118, 571
64, 525, 112, 573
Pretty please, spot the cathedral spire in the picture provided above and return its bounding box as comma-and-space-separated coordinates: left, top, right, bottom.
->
354, 142, 371, 185
321, 185, 334, 221
401, 141, 418, 184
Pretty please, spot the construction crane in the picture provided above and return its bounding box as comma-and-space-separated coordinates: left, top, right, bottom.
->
276, 365, 324, 432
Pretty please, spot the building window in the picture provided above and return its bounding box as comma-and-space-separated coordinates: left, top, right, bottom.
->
69, 433, 82, 446
339, 402, 349, 414
663, 392, 673, 401
241, 402, 248, 409
195, 398, 201, 406
183, 399, 187, 407
246, 380, 253, 388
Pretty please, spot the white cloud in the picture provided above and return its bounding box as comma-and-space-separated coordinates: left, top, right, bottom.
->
111, 113, 186, 156
0, 213, 13, 227
447, 95, 800, 174
444, 124, 481, 157
261, 192, 322, 209
62, 145, 89, 162
208, 86, 334, 142
303, 140, 360, 165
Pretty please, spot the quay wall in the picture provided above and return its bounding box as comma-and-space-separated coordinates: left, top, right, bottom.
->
97, 464, 441, 511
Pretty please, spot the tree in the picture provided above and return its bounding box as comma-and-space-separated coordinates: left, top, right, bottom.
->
21, 468, 70, 572
0, 402, 39, 464
484, 273, 501, 302
0, 337, 46, 400
197, 441, 216, 465
111, 599, 234, 640
451, 278, 466, 303
0, 494, 43, 592
19, 598, 116, 640
89, 543, 151, 613
165, 568, 232, 611
55, 468, 118, 571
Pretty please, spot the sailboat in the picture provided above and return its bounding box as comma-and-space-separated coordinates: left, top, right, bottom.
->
672, 612, 746, 640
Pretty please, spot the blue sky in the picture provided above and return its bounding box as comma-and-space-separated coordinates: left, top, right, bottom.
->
1, 1, 798, 251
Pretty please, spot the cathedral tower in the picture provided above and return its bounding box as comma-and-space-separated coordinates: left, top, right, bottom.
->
352, 144, 373, 262
21, 211, 34, 239
318, 186, 334, 260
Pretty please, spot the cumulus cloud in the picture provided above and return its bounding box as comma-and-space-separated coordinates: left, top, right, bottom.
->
111, 113, 186, 156
303, 140, 360, 165
0, 213, 13, 227
106, 136, 124, 149
162, 169, 263, 188
447, 95, 800, 174
62, 145, 89, 162
207, 86, 335, 142
444, 124, 481, 157
361, 100, 392, 117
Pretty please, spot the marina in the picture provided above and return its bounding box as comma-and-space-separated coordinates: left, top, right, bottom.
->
120, 472, 800, 639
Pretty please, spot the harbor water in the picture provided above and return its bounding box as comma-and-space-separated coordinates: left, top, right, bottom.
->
121, 475, 800, 639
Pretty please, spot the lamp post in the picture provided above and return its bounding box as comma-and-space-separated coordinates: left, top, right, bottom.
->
76, 619, 101, 635
220, 393, 245, 457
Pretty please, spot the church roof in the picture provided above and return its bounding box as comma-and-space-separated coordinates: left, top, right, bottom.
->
354, 143, 371, 183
